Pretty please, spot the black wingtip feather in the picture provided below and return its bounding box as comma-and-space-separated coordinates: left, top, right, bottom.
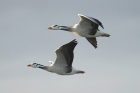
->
70, 39, 78, 44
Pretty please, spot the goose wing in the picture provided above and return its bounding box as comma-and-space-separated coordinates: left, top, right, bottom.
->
53, 39, 77, 72
86, 38, 97, 48
78, 14, 104, 29
77, 14, 104, 35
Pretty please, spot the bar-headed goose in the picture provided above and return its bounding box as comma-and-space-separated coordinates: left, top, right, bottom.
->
48, 14, 110, 48
27, 39, 85, 75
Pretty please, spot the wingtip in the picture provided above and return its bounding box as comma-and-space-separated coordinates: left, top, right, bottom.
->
71, 39, 78, 44
101, 24, 104, 29
73, 39, 76, 41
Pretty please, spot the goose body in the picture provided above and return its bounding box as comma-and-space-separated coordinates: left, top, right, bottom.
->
48, 14, 110, 48
27, 39, 85, 75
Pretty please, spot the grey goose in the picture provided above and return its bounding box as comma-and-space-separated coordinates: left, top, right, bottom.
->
48, 14, 110, 48
27, 39, 85, 75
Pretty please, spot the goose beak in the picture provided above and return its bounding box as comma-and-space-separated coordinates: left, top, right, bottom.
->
27, 64, 31, 67
48, 26, 52, 29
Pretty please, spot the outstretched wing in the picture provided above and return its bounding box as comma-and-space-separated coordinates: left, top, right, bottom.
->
86, 38, 97, 48
54, 39, 78, 69
78, 14, 104, 29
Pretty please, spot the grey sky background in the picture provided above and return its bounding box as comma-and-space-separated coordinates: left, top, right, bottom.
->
1, 0, 140, 93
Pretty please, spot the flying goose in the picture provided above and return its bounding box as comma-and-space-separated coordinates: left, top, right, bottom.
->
27, 39, 85, 75
48, 14, 110, 48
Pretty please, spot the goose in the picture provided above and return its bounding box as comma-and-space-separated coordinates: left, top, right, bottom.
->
27, 39, 85, 75
48, 14, 110, 48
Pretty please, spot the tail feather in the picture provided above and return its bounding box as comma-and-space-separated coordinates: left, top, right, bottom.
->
76, 71, 85, 74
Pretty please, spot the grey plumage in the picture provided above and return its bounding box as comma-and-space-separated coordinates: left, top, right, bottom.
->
48, 14, 110, 49
54, 39, 77, 73
27, 39, 85, 75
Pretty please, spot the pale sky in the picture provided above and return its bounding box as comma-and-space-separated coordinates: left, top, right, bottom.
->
1, 0, 140, 93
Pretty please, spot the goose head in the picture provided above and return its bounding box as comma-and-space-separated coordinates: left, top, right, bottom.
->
48, 25, 71, 31
27, 63, 44, 68
48, 25, 61, 30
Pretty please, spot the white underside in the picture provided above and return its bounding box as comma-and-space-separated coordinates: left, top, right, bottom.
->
72, 31, 102, 38
47, 65, 80, 75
